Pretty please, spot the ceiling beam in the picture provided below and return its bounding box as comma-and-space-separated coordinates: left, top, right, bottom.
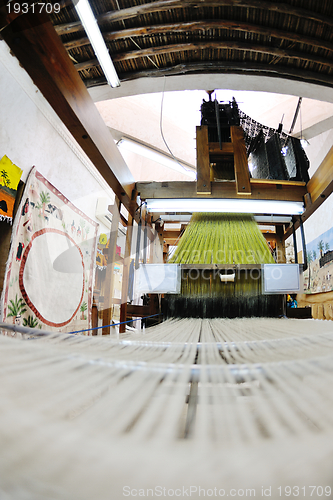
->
0, 9, 136, 215
54, 1, 333, 36
106, 42, 333, 70
307, 146, 333, 206
136, 180, 307, 202
112, 61, 333, 89
295, 116, 333, 140
63, 20, 333, 54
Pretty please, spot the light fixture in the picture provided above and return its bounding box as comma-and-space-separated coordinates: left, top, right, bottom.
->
117, 138, 196, 179
253, 215, 292, 223
145, 198, 304, 215
74, 0, 120, 87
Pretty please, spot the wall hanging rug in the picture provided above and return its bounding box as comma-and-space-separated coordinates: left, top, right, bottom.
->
1, 167, 98, 333
0, 155, 23, 223
303, 225, 333, 294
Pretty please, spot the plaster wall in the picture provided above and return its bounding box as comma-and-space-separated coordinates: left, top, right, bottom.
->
95, 93, 197, 167
0, 40, 114, 232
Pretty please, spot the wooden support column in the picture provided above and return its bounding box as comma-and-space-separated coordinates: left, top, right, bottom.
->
151, 221, 164, 263
276, 225, 286, 263
119, 213, 134, 333
196, 126, 211, 194
299, 216, 308, 270
230, 126, 251, 195
102, 197, 121, 335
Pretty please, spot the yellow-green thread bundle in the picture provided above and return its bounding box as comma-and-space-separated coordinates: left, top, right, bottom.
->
169, 213, 275, 265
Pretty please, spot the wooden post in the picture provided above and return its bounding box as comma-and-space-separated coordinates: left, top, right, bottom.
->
276, 225, 286, 263
230, 126, 251, 195
119, 213, 134, 333
102, 196, 121, 335
299, 216, 308, 270
151, 221, 164, 263
196, 125, 211, 194
91, 290, 100, 335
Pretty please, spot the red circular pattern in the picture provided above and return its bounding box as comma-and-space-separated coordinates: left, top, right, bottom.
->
19, 228, 85, 327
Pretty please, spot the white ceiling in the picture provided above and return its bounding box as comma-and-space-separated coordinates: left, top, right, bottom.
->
95, 87, 333, 181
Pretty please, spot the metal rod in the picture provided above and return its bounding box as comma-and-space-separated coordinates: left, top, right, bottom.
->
289, 97, 302, 134
214, 98, 222, 149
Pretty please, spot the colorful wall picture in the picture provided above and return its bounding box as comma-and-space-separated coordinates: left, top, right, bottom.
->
1, 167, 98, 334
303, 226, 333, 294
0, 155, 23, 223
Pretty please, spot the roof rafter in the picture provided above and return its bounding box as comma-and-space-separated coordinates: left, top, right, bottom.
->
54, 0, 333, 36
115, 61, 333, 88
74, 41, 333, 71
63, 19, 333, 54
85, 61, 333, 88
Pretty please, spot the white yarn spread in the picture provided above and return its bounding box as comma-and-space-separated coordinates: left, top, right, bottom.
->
1, 318, 333, 499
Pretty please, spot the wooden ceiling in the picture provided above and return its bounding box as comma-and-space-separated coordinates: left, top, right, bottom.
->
50, 0, 333, 90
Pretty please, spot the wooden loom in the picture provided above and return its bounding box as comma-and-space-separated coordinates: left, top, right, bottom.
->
1, 13, 333, 497
2, 316, 333, 498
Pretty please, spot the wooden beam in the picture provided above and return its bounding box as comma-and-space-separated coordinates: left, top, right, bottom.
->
119, 213, 134, 333
284, 146, 333, 241
163, 238, 179, 246
110, 61, 333, 89
99, 21, 333, 54
307, 146, 333, 205
230, 126, 251, 195
111, 42, 333, 70
0, 10, 136, 215
164, 230, 182, 239
126, 305, 151, 317
250, 178, 306, 187
196, 126, 211, 194
54, 1, 333, 36
164, 230, 182, 245
136, 181, 307, 202
263, 233, 278, 243
209, 142, 234, 156
75, 42, 333, 71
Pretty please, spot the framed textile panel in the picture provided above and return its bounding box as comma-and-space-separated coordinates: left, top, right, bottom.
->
1, 167, 98, 334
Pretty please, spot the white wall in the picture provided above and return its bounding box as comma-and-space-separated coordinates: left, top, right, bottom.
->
0, 40, 114, 232
290, 130, 333, 256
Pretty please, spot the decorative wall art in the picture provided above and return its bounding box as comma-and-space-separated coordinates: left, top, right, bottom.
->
303, 226, 333, 294
1, 167, 98, 334
0, 155, 23, 224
